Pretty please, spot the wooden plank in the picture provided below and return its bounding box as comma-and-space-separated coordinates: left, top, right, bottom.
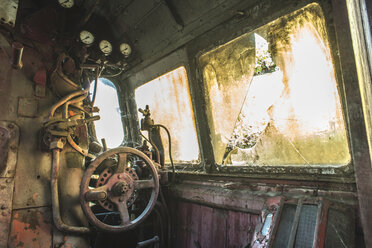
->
226, 211, 256, 247
211, 208, 227, 248
200, 205, 214, 248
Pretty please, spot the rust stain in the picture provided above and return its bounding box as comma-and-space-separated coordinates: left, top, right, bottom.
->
9, 208, 52, 248
33, 193, 39, 200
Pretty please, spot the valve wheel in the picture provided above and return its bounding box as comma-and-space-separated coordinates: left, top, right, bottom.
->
80, 147, 159, 232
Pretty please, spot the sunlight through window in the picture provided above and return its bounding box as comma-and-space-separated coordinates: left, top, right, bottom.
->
90, 78, 124, 148
200, 3, 350, 166
135, 67, 199, 164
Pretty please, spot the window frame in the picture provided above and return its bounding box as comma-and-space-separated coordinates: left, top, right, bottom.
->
88, 77, 127, 148
185, 0, 360, 181
124, 49, 204, 169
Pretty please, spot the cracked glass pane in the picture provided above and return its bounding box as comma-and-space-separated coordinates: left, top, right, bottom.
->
200, 3, 350, 166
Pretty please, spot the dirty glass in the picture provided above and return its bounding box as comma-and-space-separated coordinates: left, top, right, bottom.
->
90, 78, 124, 148
135, 66, 199, 163
200, 3, 350, 166
199, 32, 256, 164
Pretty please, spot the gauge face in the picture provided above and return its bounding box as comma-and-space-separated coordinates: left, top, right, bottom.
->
99, 40, 112, 55
120, 43, 132, 57
79, 30, 94, 45
58, 0, 74, 8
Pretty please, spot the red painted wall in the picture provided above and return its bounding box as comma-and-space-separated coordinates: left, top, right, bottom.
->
170, 201, 259, 248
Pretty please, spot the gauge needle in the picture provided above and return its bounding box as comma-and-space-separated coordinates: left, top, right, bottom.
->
61, 0, 70, 4
82, 37, 90, 41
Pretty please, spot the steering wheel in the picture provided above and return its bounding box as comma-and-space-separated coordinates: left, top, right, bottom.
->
80, 147, 159, 232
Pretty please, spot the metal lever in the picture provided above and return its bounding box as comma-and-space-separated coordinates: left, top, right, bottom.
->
136, 236, 160, 248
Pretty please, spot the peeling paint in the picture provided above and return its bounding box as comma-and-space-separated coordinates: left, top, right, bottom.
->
9, 208, 52, 248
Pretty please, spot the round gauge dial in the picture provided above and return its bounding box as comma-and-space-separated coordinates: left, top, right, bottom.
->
120, 43, 132, 57
99, 40, 112, 55
58, 0, 74, 8
79, 30, 94, 45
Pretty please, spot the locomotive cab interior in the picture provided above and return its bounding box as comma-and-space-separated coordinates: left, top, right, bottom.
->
0, 0, 372, 247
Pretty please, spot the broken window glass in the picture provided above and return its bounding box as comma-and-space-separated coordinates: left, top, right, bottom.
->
135, 66, 199, 164
90, 78, 124, 148
200, 3, 350, 166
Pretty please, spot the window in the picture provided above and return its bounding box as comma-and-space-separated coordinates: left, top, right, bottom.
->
199, 3, 350, 166
135, 66, 199, 164
90, 78, 124, 148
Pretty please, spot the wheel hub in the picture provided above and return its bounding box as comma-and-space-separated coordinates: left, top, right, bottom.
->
112, 181, 129, 196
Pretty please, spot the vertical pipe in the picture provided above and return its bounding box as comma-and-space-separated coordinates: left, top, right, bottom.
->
51, 149, 90, 233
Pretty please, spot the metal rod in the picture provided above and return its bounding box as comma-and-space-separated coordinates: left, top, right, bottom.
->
153, 124, 175, 181
101, 138, 107, 152
79, 0, 101, 29
91, 68, 100, 106
49, 90, 88, 118
11, 42, 23, 69
136, 236, 159, 248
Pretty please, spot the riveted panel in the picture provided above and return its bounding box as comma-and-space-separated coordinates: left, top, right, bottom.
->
0, 178, 14, 248
0, 121, 19, 178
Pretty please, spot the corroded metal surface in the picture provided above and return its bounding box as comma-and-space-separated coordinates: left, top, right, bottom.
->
0, 127, 10, 175
9, 207, 52, 248
96, 166, 139, 211
0, 178, 14, 248
0, 121, 19, 178
80, 147, 159, 232
17, 97, 38, 118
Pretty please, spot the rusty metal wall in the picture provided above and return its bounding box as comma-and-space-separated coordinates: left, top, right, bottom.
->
169, 200, 259, 248
0, 33, 92, 246
0, 41, 56, 246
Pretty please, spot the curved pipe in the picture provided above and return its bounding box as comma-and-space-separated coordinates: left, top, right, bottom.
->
49, 89, 88, 118
153, 124, 175, 181
63, 92, 89, 119
51, 149, 91, 233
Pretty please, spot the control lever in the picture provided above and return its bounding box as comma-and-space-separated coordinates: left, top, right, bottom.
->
136, 236, 160, 248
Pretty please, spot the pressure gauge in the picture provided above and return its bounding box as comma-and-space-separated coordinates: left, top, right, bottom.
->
120, 43, 132, 57
99, 40, 112, 55
58, 0, 74, 8
79, 30, 94, 45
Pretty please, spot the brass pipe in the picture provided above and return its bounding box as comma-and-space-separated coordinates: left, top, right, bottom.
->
11, 42, 24, 69
49, 89, 88, 118
63, 92, 89, 119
